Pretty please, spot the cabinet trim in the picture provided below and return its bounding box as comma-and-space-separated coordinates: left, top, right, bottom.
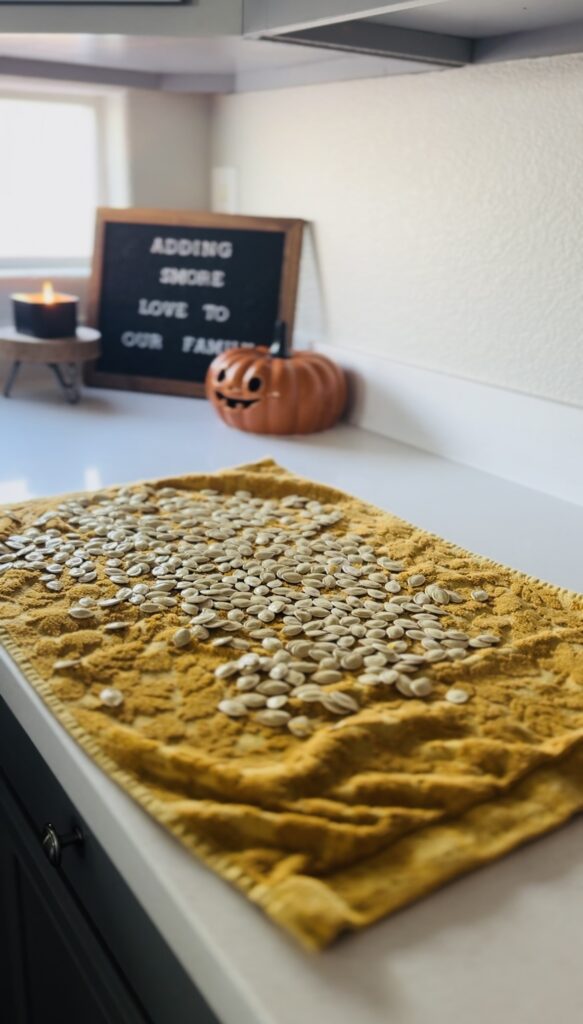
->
267, 19, 471, 65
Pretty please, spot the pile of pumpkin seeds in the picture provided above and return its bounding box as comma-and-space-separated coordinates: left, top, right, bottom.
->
0, 485, 501, 737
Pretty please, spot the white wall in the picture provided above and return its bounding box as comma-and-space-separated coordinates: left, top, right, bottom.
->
211, 54, 583, 409
124, 89, 210, 210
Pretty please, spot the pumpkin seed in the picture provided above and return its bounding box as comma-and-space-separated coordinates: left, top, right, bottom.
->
234, 674, 259, 691
69, 606, 95, 620
320, 691, 358, 715
269, 664, 289, 681
99, 687, 124, 708
238, 653, 261, 670
379, 669, 400, 685
445, 687, 471, 704
218, 699, 248, 718
240, 693, 267, 708
262, 637, 282, 652
340, 651, 363, 671
312, 670, 343, 685
214, 661, 239, 680
425, 584, 450, 604
266, 695, 288, 710
410, 677, 433, 697
396, 678, 414, 697
172, 627, 192, 648
283, 623, 302, 637
293, 684, 324, 702
140, 602, 162, 614
288, 715, 313, 738
425, 649, 447, 662
447, 647, 468, 660
191, 625, 210, 640
255, 709, 291, 727
475, 633, 500, 645
357, 673, 381, 686
364, 653, 387, 668
288, 660, 317, 673
256, 680, 290, 696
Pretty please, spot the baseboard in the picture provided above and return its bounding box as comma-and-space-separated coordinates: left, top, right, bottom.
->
315, 344, 583, 508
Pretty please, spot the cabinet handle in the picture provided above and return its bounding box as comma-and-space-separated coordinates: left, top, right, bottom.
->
41, 822, 84, 867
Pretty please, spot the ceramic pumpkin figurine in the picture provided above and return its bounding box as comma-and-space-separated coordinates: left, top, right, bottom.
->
205, 323, 347, 435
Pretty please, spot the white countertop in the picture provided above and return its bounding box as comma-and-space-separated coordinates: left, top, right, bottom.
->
1, 380, 583, 1024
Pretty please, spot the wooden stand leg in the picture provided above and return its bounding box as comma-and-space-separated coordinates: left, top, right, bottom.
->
48, 363, 80, 405
3, 361, 21, 398
69, 364, 80, 404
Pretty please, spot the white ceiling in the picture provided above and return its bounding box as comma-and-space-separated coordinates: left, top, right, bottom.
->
370, 0, 583, 38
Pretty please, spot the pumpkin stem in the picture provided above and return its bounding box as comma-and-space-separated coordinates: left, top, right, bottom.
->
269, 321, 290, 359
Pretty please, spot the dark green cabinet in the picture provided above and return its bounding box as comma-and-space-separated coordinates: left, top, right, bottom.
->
0, 776, 146, 1023
0, 698, 220, 1024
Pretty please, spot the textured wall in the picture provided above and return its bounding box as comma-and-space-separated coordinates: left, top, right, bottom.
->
211, 55, 583, 408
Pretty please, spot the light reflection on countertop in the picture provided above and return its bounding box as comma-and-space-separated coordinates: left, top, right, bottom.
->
0, 478, 34, 503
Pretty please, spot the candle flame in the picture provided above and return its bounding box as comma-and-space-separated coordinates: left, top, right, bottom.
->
42, 281, 55, 305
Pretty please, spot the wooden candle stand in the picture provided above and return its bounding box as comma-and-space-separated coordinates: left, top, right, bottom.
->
0, 327, 101, 404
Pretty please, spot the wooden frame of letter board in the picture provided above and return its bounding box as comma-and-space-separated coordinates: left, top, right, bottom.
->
84, 208, 304, 397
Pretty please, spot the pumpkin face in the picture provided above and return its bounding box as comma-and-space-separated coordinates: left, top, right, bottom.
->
206, 344, 347, 435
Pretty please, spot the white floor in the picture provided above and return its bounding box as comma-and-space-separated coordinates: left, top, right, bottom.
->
2, 372, 583, 1024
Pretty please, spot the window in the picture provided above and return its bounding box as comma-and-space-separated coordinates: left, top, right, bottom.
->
0, 90, 113, 268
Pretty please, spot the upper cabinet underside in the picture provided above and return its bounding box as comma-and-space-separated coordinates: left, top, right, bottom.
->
245, 0, 583, 67
244, 1, 583, 40
1, 1, 583, 93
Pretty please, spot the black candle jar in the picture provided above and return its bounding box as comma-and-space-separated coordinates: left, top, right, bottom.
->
12, 283, 79, 339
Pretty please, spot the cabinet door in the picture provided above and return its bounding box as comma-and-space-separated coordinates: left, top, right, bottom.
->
0, 698, 221, 1024
0, 772, 150, 1024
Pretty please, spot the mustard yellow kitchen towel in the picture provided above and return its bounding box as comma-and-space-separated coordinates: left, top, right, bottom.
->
1, 459, 582, 950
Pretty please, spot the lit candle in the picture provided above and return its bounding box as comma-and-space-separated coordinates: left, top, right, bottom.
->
12, 281, 79, 339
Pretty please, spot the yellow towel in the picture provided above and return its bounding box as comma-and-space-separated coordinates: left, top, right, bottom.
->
1, 459, 582, 951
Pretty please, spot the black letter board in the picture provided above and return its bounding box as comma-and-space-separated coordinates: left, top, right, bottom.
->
85, 208, 304, 397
